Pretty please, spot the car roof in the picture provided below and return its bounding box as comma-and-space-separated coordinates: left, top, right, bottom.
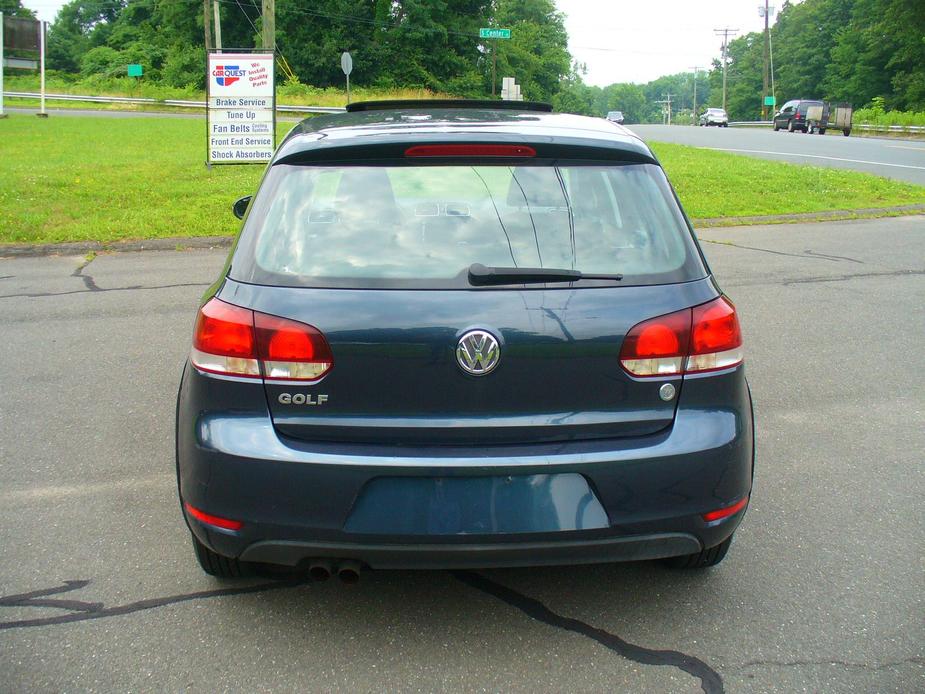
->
274, 101, 655, 166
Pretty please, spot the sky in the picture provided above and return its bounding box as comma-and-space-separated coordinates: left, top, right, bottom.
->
21, 0, 787, 86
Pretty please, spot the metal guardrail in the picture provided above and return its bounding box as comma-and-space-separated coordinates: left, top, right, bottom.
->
728, 119, 924, 133
855, 123, 925, 133
2, 91, 346, 114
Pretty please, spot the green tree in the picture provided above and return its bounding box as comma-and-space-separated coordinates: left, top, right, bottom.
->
601, 83, 648, 124
772, 0, 852, 101
552, 64, 599, 115
825, 0, 925, 110
0, 0, 35, 18
491, 0, 571, 102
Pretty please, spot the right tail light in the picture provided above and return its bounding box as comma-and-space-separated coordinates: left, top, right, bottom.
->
620, 297, 743, 377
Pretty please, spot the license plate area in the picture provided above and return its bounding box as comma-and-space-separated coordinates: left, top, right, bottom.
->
343, 474, 609, 535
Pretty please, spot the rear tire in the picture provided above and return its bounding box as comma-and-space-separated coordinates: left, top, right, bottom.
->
819, 128, 826, 135
843, 128, 851, 136
662, 535, 733, 569
191, 533, 249, 578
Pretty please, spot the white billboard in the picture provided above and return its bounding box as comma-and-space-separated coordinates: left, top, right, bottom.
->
206, 51, 275, 165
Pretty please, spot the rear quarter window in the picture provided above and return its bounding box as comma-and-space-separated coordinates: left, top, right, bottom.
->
230, 162, 707, 289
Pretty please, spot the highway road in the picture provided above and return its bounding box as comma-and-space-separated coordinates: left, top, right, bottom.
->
629, 124, 925, 186
1, 216, 923, 692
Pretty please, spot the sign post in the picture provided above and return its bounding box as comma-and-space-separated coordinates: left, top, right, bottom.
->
340, 52, 352, 105
479, 28, 511, 97
206, 50, 275, 166
36, 20, 46, 117
0, 13, 6, 119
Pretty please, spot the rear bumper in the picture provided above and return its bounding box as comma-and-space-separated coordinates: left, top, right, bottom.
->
237, 533, 701, 569
177, 363, 754, 569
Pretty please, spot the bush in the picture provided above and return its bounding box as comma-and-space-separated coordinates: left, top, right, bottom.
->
162, 45, 206, 90
80, 46, 122, 78
854, 97, 925, 127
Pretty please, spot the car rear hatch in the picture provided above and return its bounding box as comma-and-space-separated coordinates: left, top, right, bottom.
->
221, 279, 714, 445
225, 152, 712, 446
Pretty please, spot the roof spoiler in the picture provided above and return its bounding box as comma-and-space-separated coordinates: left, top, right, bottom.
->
345, 99, 554, 113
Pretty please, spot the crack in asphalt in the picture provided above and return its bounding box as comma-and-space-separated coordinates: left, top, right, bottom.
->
4, 574, 725, 692
0, 578, 306, 630
453, 571, 724, 694
71, 255, 100, 291
0, 281, 210, 300
802, 249, 864, 263
700, 239, 862, 263
782, 269, 925, 285
723, 268, 925, 288
728, 656, 924, 672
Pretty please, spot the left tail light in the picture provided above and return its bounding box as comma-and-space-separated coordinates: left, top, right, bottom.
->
619, 296, 743, 377
191, 298, 333, 381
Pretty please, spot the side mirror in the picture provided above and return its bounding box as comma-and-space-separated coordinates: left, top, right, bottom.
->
233, 195, 252, 220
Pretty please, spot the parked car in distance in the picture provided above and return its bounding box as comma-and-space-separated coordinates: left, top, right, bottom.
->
606, 110, 625, 124
699, 108, 728, 127
176, 99, 754, 582
773, 99, 824, 133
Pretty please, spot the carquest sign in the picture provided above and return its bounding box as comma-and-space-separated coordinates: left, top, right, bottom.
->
207, 51, 275, 165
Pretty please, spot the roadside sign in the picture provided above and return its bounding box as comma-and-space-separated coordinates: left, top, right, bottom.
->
480, 28, 511, 39
764, 95, 776, 106
3, 14, 40, 50
341, 52, 353, 104
127, 64, 143, 77
206, 51, 275, 165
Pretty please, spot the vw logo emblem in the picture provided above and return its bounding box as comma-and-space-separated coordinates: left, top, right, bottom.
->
456, 330, 501, 376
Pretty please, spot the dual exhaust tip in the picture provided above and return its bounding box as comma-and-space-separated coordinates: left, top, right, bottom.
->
308, 559, 361, 584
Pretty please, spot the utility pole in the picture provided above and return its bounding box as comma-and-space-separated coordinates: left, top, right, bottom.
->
203, 0, 213, 50
212, 0, 222, 52
760, 0, 770, 120
262, 0, 275, 51
689, 66, 703, 124
655, 94, 673, 125
714, 27, 738, 112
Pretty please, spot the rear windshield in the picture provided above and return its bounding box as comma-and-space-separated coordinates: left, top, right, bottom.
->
230, 162, 706, 288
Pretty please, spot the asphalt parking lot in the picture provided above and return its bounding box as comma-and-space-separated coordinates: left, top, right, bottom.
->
1, 216, 923, 693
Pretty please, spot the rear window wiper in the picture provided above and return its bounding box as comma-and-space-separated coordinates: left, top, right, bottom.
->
467, 263, 623, 286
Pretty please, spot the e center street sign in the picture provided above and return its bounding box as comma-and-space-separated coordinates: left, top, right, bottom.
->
207, 51, 275, 165
479, 28, 511, 39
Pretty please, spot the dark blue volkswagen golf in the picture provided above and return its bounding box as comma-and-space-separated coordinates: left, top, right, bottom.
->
176, 100, 754, 581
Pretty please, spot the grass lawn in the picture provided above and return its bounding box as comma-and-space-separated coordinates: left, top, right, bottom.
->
649, 142, 925, 218
1, 113, 924, 245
